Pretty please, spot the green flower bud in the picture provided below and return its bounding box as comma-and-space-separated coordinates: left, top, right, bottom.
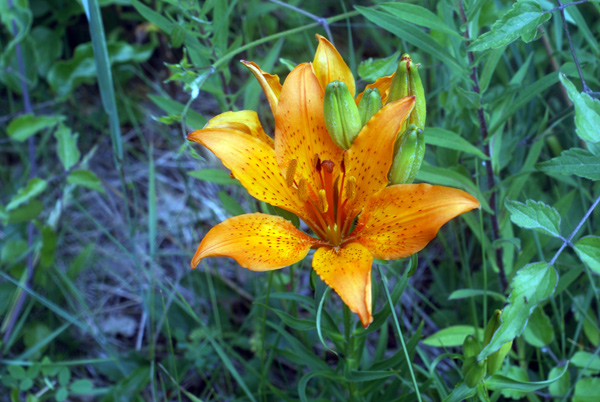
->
483, 309, 512, 375
462, 335, 481, 376
465, 360, 487, 388
357, 88, 383, 126
389, 125, 425, 185
323, 80, 362, 149
387, 54, 426, 129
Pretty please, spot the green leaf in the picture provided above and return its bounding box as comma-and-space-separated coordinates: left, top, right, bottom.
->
70, 379, 93, 394
7, 178, 48, 211
523, 307, 553, 347
129, 0, 173, 33
58, 367, 71, 386
357, 51, 399, 82
424, 128, 489, 160
7, 114, 65, 142
217, 191, 245, 217
54, 124, 80, 170
8, 365, 26, 380
571, 351, 600, 371
448, 289, 506, 302
381, 3, 463, 39
442, 381, 477, 402
6, 200, 43, 223
536, 148, 600, 181
55, 387, 69, 402
505, 199, 561, 238
256, 303, 314, 331
469, 1, 551, 51
485, 363, 568, 393
148, 94, 207, 130
422, 325, 483, 347
574, 236, 600, 275
478, 262, 558, 360
548, 366, 570, 396
67, 170, 105, 194
188, 169, 239, 185
574, 377, 600, 402
559, 73, 600, 143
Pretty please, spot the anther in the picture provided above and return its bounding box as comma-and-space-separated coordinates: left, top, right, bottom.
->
313, 154, 321, 172
318, 189, 328, 213
345, 176, 356, 201
298, 178, 308, 202
286, 159, 297, 187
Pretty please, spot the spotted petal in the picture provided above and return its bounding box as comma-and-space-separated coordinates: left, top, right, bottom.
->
241, 60, 282, 116
344, 96, 415, 221
354, 184, 480, 260
206, 110, 273, 147
313, 34, 355, 96
312, 243, 374, 327
354, 74, 394, 105
192, 213, 316, 270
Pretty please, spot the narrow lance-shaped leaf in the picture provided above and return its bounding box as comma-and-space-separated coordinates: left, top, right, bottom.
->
6, 178, 48, 211
559, 73, 600, 143
469, 1, 551, 51
536, 148, 600, 181
574, 236, 600, 275
7, 114, 65, 142
478, 262, 558, 360
505, 199, 561, 238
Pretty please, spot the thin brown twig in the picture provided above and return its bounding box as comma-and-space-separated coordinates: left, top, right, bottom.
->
458, 0, 508, 293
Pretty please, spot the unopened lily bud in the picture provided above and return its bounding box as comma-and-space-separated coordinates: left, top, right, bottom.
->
357, 88, 383, 126
387, 54, 426, 129
323, 81, 362, 149
483, 309, 512, 375
462, 335, 480, 375
465, 360, 487, 388
389, 125, 425, 185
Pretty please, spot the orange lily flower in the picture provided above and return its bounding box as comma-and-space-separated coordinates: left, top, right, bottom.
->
188, 35, 480, 327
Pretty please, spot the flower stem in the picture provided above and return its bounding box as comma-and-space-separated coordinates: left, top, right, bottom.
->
378, 266, 422, 402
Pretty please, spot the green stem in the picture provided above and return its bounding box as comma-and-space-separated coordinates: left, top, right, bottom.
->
343, 304, 358, 401
378, 266, 423, 402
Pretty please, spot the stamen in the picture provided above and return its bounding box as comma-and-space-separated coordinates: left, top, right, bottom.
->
318, 189, 328, 213
343, 151, 351, 173
345, 176, 356, 200
340, 151, 347, 173
298, 178, 308, 202
313, 154, 321, 172
286, 159, 297, 187
321, 160, 334, 173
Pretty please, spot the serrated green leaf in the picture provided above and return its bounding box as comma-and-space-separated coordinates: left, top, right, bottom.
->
7, 178, 48, 211
559, 73, 600, 143
54, 124, 80, 170
574, 377, 600, 402
469, 1, 551, 51
523, 307, 553, 347
424, 128, 489, 160
67, 170, 105, 194
7, 114, 65, 142
422, 325, 483, 347
505, 199, 561, 237
188, 169, 239, 185
574, 236, 600, 275
536, 148, 600, 181
478, 262, 557, 360
357, 51, 399, 82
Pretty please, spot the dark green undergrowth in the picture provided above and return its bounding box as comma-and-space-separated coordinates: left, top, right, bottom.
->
1, 0, 600, 401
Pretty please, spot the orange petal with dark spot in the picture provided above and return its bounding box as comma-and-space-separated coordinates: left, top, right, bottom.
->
344, 96, 415, 221
275, 63, 343, 189
205, 110, 273, 148
313, 34, 355, 96
187, 128, 315, 226
354, 184, 480, 260
312, 243, 374, 328
354, 73, 394, 106
241, 60, 282, 116
191, 213, 316, 270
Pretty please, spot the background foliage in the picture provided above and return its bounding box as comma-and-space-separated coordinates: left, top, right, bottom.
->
1, 0, 600, 401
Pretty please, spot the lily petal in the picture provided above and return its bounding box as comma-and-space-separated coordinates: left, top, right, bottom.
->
312, 243, 374, 327
192, 213, 316, 270
241, 60, 282, 116
313, 34, 355, 97
354, 73, 394, 106
206, 110, 273, 148
187, 128, 312, 223
275, 62, 343, 187
344, 96, 415, 220
354, 184, 480, 260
